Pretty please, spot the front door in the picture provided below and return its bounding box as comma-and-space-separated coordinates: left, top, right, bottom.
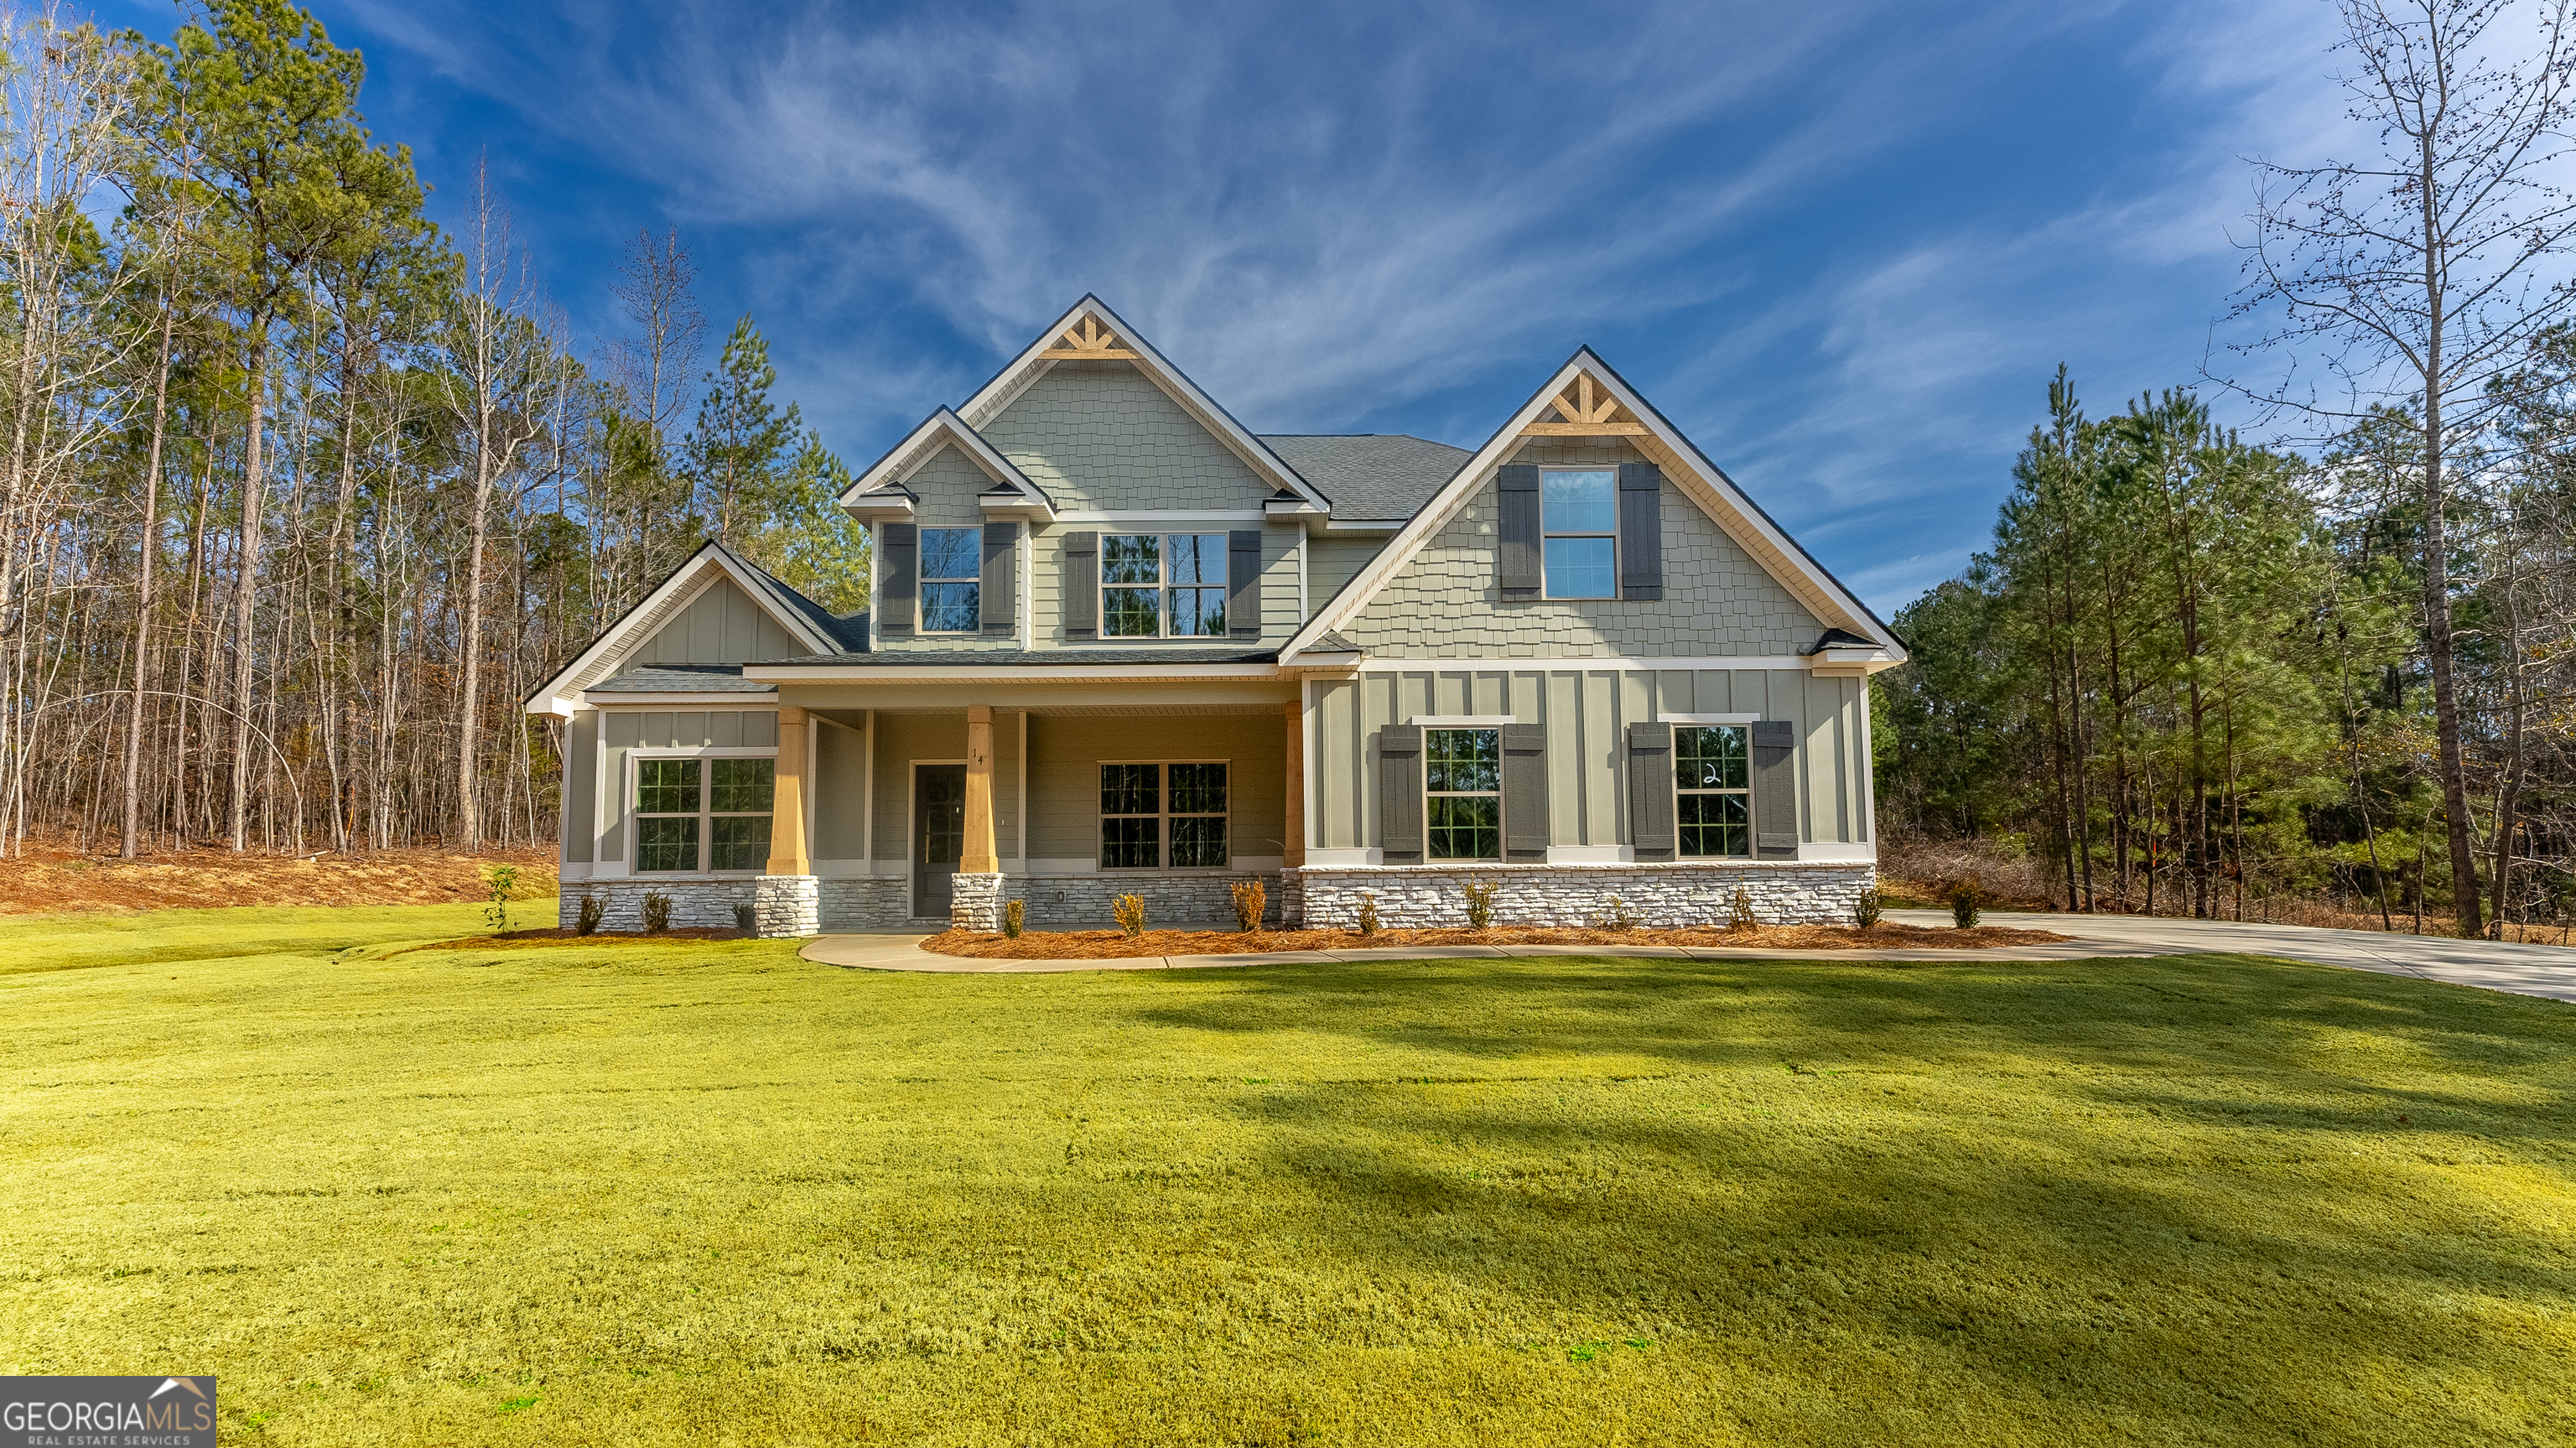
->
913, 764, 967, 919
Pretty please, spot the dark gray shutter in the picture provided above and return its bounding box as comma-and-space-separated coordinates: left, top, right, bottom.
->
1627, 722, 1675, 859
1378, 725, 1424, 863
1619, 462, 1664, 600
1062, 531, 1098, 637
1752, 719, 1798, 857
1228, 529, 1262, 637
880, 523, 917, 637
980, 522, 1015, 634
1498, 464, 1541, 597
1503, 724, 1548, 859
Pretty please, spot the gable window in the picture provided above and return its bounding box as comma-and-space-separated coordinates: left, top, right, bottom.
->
635, 756, 775, 871
1675, 726, 1750, 857
1103, 533, 1226, 637
1541, 470, 1617, 599
1100, 761, 1228, 868
1425, 728, 1501, 859
920, 527, 981, 632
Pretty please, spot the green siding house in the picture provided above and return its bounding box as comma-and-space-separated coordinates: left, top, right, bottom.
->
525, 297, 1905, 934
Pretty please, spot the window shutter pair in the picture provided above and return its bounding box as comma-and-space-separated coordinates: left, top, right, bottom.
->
880, 524, 917, 638
1063, 532, 1098, 636
1228, 530, 1263, 637
1493, 459, 1665, 599
1626, 719, 1799, 857
1377, 724, 1550, 861
981, 522, 1015, 634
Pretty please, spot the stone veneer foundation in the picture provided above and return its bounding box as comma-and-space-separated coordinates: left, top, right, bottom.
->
562, 871, 1289, 937
1283, 861, 1875, 930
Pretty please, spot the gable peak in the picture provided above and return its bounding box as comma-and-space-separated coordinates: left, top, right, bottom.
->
1524, 359, 1645, 439
1040, 309, 1138, 361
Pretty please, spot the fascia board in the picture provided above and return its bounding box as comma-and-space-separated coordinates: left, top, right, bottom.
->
1279, 350, 1904, 662
522, 545, 837, 717
744, 662, 1284, 682
583, 692, 783, 707
839, 407, 1045, 507
955, 295, 1334, 512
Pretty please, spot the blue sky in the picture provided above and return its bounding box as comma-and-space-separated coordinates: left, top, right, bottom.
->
112, 0, 2362, 615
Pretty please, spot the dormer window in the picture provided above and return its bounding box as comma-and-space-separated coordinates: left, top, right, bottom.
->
1103, 533, 1227, 637
920, 527, 980, 632
1541, 470, 1617, 599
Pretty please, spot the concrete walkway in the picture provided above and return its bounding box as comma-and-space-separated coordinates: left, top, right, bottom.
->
797, 912, 2576, 1004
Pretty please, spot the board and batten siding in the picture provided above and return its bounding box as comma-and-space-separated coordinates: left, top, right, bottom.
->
1306, 668, 1868, 853
1022, 712, 1287, 867
865, 711, 1023, 864
561, 708, 599, 864
593, 709, 781, 868
632, 577, 808, 667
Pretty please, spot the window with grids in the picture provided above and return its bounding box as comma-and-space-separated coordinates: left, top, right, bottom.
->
1675, 725, 1751, 857
1099, 762, 1228, 869
1541, 470, 1617, 599
1101, 533, 1226, 637
1425, 729, 1501, 860
920, 527, 980, 632
634, 756, 775, 871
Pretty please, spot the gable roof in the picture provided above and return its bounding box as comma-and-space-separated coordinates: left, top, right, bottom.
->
523, 542, 860, 718
1259, 434, 1469, 522
1277, 349, 1904, 663
839, 406, 1052, 516
957, 296, 1333, 512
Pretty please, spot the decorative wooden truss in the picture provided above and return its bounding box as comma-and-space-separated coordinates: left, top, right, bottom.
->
1519, 373, 1646, 436
1040, 314, 1140, 361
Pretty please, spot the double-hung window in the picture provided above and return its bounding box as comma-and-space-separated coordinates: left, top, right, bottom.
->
1425, 729, 1501, 859
919, 527, 980, 632
1675, 726, 1751, 857
1100, 761, 1228, 868
1541, 470, 1617, 599
634, 757, 776, 872
1102, 533, 1226, 637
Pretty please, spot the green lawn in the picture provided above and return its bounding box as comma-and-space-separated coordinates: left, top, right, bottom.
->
2, 906, 2570, 1446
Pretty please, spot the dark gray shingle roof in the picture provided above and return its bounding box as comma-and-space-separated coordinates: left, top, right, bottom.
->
735, 557, 871, 652
594, 664, 777, 693
1259, 434, 1469, 522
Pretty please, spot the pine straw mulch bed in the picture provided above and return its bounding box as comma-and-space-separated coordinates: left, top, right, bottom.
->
0, 843, 557, 914
922, 921, 2071, 960
411, 926, 750, 951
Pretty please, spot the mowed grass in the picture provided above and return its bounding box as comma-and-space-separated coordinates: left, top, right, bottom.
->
2, 910, 2571, 1445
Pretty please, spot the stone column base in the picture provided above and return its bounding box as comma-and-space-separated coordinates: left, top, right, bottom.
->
753, 875, 821, 937
949, 871, 1005, 932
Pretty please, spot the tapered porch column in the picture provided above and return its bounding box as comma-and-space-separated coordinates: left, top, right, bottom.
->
766, 706, 812, 874
961, 704, 999, 873
1282, 697, 1306, 868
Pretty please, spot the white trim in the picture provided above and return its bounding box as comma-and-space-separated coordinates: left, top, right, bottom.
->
954, 296, 1332, 511
1662, 711, 1759, 724
839, 407, 1052, 517
1798, 842, 1876, 862
1545, 845, 1629, 864
1296, 533, 1309, 623
619, 745, 784, 877
1357, 655, 1810, 672
745, 662, 1282, 682
1536, 465, 1620, 601
579, 691, 781, 707
1409, 714, 1514, 726
524, 543, 839, 717
1018, 520, 1033, 648
1052, 509, 1267, 524
1275, 350, 1902, 662
1302, 847, 1381, 867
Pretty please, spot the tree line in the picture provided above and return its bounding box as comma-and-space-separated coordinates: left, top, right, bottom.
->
0, 0, 867, 858
1878, 0, 2576, 937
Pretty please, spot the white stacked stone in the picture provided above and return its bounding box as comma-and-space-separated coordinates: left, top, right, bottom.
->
1006, 873, 1279, 930
949, 871, 1005, 932
752, 875, 821, 937
1287, 862, 1874, 929
817, 878, 908, 931
558, 879, 757, 932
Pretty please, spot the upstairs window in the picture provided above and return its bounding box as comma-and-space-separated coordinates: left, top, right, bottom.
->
635, 757, 775, 871
1100, 761, 1228, 868
1103, 533, 1226, 637
1675, 726, 1750, 857
1541, 470, 1617, 599
920, 527, 981, 632
1425, 728, 1501, 859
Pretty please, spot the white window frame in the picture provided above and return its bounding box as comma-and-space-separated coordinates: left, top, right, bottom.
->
918, 526, 982, 635
1540, 469, 1618, 600
1097, 757, 1232, 871
1099, 532, 1229, 639
625, 745, 780, 875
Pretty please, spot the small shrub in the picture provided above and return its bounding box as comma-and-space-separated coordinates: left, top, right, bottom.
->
1112, 893, 1147, 938
1229, 878, 1266, 933
641, 891, 673, 936
1590, 895, 1641, 931
1852, 887, 1883, 929
1726, 885, 1758, 932
483, 864, 520, 932
733, 902, 756, 935
1356, 891, 1380, 936
1949, 874, 1983, 930
1004, 899, 1026, 938
1462, 880, 1499, 929
574, 894, 604, 937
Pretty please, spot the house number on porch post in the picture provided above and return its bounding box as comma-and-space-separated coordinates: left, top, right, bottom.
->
962, 705, 1000, 874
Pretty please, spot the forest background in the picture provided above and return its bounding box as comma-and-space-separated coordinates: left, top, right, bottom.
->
8, 0, 2573, 941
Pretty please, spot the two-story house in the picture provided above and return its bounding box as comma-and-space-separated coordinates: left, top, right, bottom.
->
525, 297, 1905, 936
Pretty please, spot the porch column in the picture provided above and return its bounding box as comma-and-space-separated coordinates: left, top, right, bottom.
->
1282, 697, 1306, 868
755, 705, 821, 938
962, 704, 999, 873
766, 706, 812, 875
